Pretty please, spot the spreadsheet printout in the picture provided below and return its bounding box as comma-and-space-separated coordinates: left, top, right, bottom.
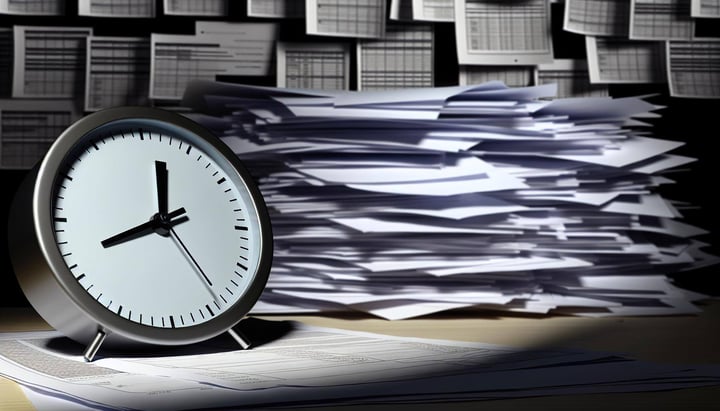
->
667, 39, 720, 98
691, 0, 720, 17
564, 0, 630, 36
536, 59, 610, 98
12, 26, 93, 98
630, 0, 694, 40
357, 23, 434, 90
412, 0, 455, 21
458, 65, 534, 87
0, 99, 80, 169
455, 0, 554, 65
78, 0, 155, 17
248, 0, 305, 17
0, 0, 63, 14
306, 0, 386, 38
163, 0, 228, 15
586, 36, 666, 83
0, 29, 10, 97
277, 42, 351, 89
3, 324, 720, 410
150, 23, 277, 100
85, 36, 150, 111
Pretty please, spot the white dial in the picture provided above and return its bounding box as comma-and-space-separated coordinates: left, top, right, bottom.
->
51, 122, 264, 330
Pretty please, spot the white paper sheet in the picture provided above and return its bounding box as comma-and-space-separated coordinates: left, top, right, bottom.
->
691, 0, 720, 17
0, 0, 63, 14
306, 0, 386, 38
78, 0, 155, 17
667, 39, 720, 99
12, 26, 92, 98
247, 0, 305, 17
150, 23, 277, 100
455, 0, 554, 65
0, 99, 82, 169
277, 42, 351, 90
357, 23, 434, 90
630, 0, 694, 40
85, 36, 150, 111
412, 0, 454, 21
586, 36, 666, 84
163, 0, 228, 15
459, 65, 535, 88
536, 59, 609, 98
3, 324, 720, 410
564, 0, 630, 36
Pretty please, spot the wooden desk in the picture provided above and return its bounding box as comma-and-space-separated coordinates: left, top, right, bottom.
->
2, 302, 719, 410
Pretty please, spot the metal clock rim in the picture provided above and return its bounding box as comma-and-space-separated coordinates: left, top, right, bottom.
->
32, 106, 273, 346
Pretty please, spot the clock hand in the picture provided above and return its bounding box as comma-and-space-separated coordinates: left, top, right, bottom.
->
169, 226, 213, 287
101, 207, 186, 248
155, 160, 168, 216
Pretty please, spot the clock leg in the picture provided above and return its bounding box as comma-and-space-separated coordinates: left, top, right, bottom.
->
228, 325, 251, 350
83, 330, 107, 362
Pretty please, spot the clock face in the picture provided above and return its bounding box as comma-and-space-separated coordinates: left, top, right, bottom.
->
49, 118, 266, 331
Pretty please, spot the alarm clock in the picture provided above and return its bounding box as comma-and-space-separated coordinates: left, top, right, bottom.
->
8, 107, 273, 361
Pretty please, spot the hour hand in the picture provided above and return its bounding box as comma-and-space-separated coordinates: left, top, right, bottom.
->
101, 207, 186, 249
155, 160, 168, 215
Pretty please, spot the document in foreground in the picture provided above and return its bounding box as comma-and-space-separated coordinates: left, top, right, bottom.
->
1, 321, 719, 410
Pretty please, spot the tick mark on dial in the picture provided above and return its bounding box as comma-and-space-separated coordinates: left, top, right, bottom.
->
217, 177, 226, 185
237, 262, 248, 271
117, 305, 123, 316
77, 273, 86, 280
186, 146, 192, 155
170, 316, 176, 328
205, 304, 214, 317
235, 226, 248, 231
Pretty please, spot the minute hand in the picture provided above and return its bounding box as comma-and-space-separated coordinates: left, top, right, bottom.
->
101, 207, 186, 249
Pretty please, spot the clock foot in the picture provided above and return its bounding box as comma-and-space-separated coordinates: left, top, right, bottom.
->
228, 326, 251, 350
83, 330, 107, 362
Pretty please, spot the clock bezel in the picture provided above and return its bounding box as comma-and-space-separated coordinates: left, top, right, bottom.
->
24, 106, 273, 346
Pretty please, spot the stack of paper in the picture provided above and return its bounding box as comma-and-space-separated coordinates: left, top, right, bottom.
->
3, 323, 720, 409
182, 80, 716, 320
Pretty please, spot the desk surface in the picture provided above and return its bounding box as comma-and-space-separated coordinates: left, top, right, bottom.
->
2, 301, 719, 410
